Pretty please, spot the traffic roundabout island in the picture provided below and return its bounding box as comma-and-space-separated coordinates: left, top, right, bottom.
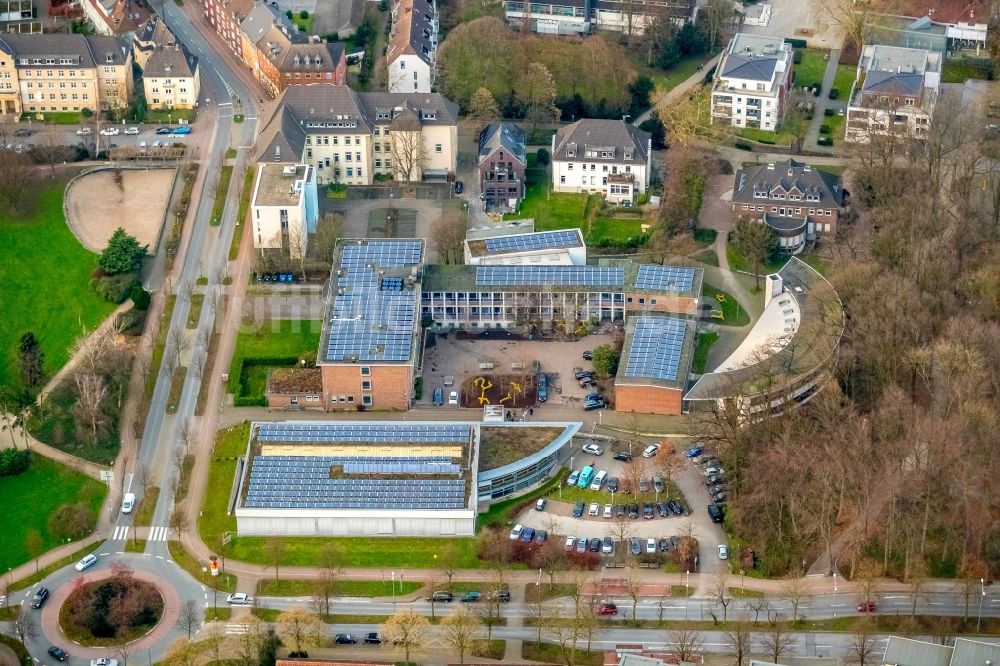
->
58, 566, 164, 647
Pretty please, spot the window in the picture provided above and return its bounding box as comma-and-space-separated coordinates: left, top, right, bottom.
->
362, 395, 372, 406
361, 380, 372, 391
400, 60, 405, 70
560, 175, 565, 184
567, 163, 573, 170
435, 144, 442, 153
360, 367, 371, 376
346, 167, 353, 177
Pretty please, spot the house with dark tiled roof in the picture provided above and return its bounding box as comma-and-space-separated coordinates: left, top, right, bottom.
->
386, 0, 437, 93
142, 45, 200, 110
731, 159, 846, 254
551, 119, 651, 205
256, 83, 458, 185
711, 33, 792, 133
477, 122, 526, 213
845, 43, 941, 143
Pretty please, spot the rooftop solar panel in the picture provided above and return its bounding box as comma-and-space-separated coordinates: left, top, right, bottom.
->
475, 266, 625, 287
255, 422, 472, 443
484, 230, 582, 255
635, 265, 697, 292
623, 317, 689, 382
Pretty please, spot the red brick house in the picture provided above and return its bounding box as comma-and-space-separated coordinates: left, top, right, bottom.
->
477, 122, 526, 213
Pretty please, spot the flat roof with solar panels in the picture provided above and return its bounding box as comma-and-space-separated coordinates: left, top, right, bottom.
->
465, 228, 586, 262
615, 316, 697, 389
320, 239, 424, 365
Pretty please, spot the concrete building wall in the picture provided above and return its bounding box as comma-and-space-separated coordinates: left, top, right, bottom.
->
320, 363, 413, 410
552, 158, 648, 197
143, 68, 200, 109
304, 132, 373, 185
614, 384, 683, 415
388, 53, 432, 93
236, 510, 475, 536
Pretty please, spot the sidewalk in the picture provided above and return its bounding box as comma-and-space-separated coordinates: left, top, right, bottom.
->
802, 48, 842, 153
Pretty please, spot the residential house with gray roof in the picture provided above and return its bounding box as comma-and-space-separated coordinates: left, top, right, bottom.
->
477, 122, 526, 213
845, 43, 941, 143
142, 44, 200, 110
551, 119, 651, 205
731, 159, 846, 253
256, 83, 458, 185
386, 0, 437, 93
711, 33, 792, 132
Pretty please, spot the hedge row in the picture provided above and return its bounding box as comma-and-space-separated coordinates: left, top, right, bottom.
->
234, 396, 268, 407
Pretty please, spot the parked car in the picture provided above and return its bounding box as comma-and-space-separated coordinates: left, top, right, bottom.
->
669, 500, 684, 516
708, 504, 724, 523
712, 492, 729, 504
509, 524, 524, 540
100, 127, 120, 136
75, 553, 98, 571
172, 125, 192, 134
76, 127, 92, 135
535, 529, 548, 543
584, 399, 605, 411
461, 591, 481, 602
684, 445, 704, 458
31, 587, 50, 608
491, 588, 511, 603
646, 538, 657, 554
574, 369, 595, 380
227, 593, 251, 605
615, 504, 625, 519
582, 443, 604, 456
706, 474, 723, 485
432, 387, 444, 406
718, 544, 729, 560
13, 128, 33, 137
430, 591, 454, 602
642, 444, 660, 458
588, 537, 600, 552
601, 536, 614, 554
653, 476, 665, 493
124, 126, 140, 135
657, 502, 670, 518
638, 478, 650, 493
628, 537, 641, 556
454, 180, 464, 194
857, 600, 878, 613
573, 501, 585, 517
590, 470, 607, 490
48, 647, 68, 662
564, 536, 576, 550
520, 527, 535, 543
576, 537, 588, 554
448, 391, 459, 405
627, 503, 639, 519
535, 498, 547, 512
607, 477, 619, 492
585, 392, 602, 402
567, 470, 580, 485
613, 451, 632, 462
335, 634, 358, 644
658, 538, 670, 553
364, 632, 381, 644
582, 350, 593, 360
603, 504, 613, 518
597, 602, 618, 616
155, 126, 171, 134
643, 503, 655, 519
588, 502, 600, 517
91, 659, 118, 666
537, 373, 548, 402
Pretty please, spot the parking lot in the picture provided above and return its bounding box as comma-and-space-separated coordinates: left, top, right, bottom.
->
420, 330, 619, 411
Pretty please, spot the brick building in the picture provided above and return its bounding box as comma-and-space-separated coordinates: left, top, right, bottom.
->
477, 122, 526, 213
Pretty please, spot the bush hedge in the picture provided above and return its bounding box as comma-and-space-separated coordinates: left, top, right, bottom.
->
784, 38, 807, 49
828, 88, 840, 99
233, 396, 268, 407
90, 272, 138, 303
0, 449, 30, 477
824, 107, 835, 116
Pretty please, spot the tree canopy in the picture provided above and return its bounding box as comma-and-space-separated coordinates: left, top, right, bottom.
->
98, 228, 147, 275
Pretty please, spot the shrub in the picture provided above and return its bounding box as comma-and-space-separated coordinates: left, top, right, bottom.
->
81, 107, 93, 118
592, 344, 620, 378
536, 148, 549, 165
820, 124, 831, 134
234, 396, 268, 407
784, 37, 807, 48
130, 286, 150, 310
824, 107, 835, 116
735, 140, 752, 151
47, 503, 96, 540
299, 9, 308, 18
285, 9, 292, 18
0, 449, 30, 476
325, 32, 338, 42
793, 50, 803, 64
90, 273, 138, 304
828, 88, 840, 99
637, 192, 650, 205
99, 228, 147, 275
716, 158, 734, 175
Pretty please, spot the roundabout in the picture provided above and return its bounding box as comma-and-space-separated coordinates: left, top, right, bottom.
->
19, 550, 208, 664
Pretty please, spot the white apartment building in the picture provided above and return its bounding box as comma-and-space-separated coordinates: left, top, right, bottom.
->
386, 0, 437, 93
256, 84, 458, 186
251, 163, 319, 258
142, 45, 199, 109
550, 119, 651, 205
711, 33, 792, 132
845, 44, 940, 144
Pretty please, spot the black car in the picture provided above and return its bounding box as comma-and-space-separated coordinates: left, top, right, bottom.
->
364, 632, 382, 644
574, 369, 595, 380
47, 647, 67, 662
708, 503, 724, 523
657, 502, 670, 518
669, 500, 684, 516
454, 180, 464, 194
582, 350, 593, 360
627, 503, 639, 519
708, 483, 728, 494
535, 529, 548, 543
335, 634, 358, 644
583, 399, 605, 411
607, 477, 619, 492
615, 504, 625, 519
429, 591, 454, 602
643, 502, 655, 519
573, 501, 585, 517
31, 587, 50, 608
588, 537, 601, 552
658, 538, 670, 552
489, 587, 511, 603
613, 451, 632, 462
13, 128, 33, 137
155, 127, 171, 134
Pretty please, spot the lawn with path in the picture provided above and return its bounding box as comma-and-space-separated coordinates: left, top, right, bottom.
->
227, 320, 323, 398
0, 179, 115, 390
794, 48, 829, 90
0, 455, 106, 572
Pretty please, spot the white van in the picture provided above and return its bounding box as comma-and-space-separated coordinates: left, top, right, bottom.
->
590, 470, 608, 491
121, 492, 135, 514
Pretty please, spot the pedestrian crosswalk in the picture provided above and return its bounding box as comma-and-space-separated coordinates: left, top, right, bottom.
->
111, 525, 130, 541
148, 526, 170, 542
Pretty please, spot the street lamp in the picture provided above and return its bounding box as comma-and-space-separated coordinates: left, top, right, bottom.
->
833, 572, 838, 618
685, 570, 690, 620
978, 578, 986, 632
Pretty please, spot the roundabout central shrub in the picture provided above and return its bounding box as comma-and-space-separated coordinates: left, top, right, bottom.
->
61, 563, 163, 644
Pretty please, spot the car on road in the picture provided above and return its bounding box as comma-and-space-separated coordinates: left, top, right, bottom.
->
432, 387, 444, 406
91, 659, 118, 666
31, 587, 50, 608
75, 553, 98, 571
646, 538, 657, 554
576, 537, 588, 554
658, 538, 670, 553
155, 127, 171, 134
172, 126, 192, 134
642, 444, 660, 458
364, 632, 381, 644
454, 180, 463, 194
613, 451, 632, 462
573, 501, 585, 517
597, 602, 618, 616
567, 470, 580, 485
718, 544, 729, 560
520, 527, 535, 543
643, 502, 654, 519
100, 127, 120, 136
653, 476, 665, 493
627, 503, 639, 519
628, 537, 641, 556
76, 127, 92, 135
857, 600, 878, 613
588, 502, 599, 517
124, 127, 140, 135
564, 536, 576, 551
227, 593, 251, 605
582, 350, 593, 360
535, 498, 547, 511
509, 524, 524, 540
13, 128, 32, 137
490, 588, 511, 603
448, 390, 459, 405
603, 504, 613, 518
48, 647, 68, 662
601, 536, 614, 554
684, 445, 704, 458
535, 529, 548, 543
588, 537, 600, 552
430, 591, 454, 602
459, 591, 481, 602
335, 634, 358, 644
607, 477, 619, 492
582, 443, 603, 456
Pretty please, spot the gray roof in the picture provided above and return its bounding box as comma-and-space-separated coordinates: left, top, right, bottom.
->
274, 41, 344, 74
478, 122, 526, 165
258, 106, 307, 164
732, 159, 843, 207
552, 119, 649, 166
387, 0, 436, 66
950, 638, 1000, 665
358, 91, 459, 127
144, 45, 198, 78
240, 4, 276, 44
0, 33, 129, 68
862, 69, 923, 94
882, 636, 953, 666
720, 33, 789, 81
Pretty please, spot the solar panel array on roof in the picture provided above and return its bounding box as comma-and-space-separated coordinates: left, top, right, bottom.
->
475, 266, 625, 287
635, 265, 697, 292
381, 277, 403, 291
341, 241, 422, 268
624, 317, 689, 382
484, 230, 581, 255
255, 422, 472, 443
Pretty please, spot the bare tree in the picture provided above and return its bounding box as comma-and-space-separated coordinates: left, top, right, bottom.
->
709, 569, 733, 622
72, 372, 109, 445
666, 627, 704, 662
429, 207, 467, 265
847, 619, 880, 665
519, 62, 559, 139
441, 607, 482, 664
758, 623, 795, 663
0, 151, 33, 213
732, 215, 777, 289
724, 615, 753, 666
624, 564, 642, 625
467, 87, 500, 142
276, 608, 324, 655
264, 537, 285, 582
381, 609, 430, 663
10, 609, 38, 644
312, 212, 342, 266
178, 599, 200, 639
781, 574, 808, 623
701, 0, 736, 50
388, 128, 428, 187
287, 224, 308, 274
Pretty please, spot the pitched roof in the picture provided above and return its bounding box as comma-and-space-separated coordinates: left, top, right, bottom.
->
731, 159, 843, 207
357, 90, 460, 126
0, 33, 129, 67
273, 41, 344, 74
863, 70, 924, 94
719, 33, 789, 81
386, 0, 436, 66
551, 119, 649, 165
257, 105, 307, 164
478, 122, 526, 165
144, 45, 198, 78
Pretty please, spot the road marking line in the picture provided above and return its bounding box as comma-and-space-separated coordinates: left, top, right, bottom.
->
100, 552, 111, 556
156, 555, 164, 560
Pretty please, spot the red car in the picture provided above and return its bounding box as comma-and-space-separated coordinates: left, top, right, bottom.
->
856, 600, 878, 613
597, 603, 618, 616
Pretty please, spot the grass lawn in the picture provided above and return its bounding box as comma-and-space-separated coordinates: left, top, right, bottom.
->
820, 113, 845, 141
726, 244, 786, 276
736, 126, 795, 147
692, 331, 720, 374
478, 426, 565, 471
942, 59, 992, 84
0, 455, 106, 573
671, 584, 694, 597
590, 215, 646, 242
702, 283, 751, 327
525, 583, 578, 603
0, 179, 115, 390
9, 543, 95, 591
256, 579, 421, 597
693, 229, 717, 246
144, 108, 195, 124
168, 540, 237, 592
230, 165, 257, 260
134, 486, 160, 527
477, 469, 564, 529
472, 640, 506, 661
630, 54, 708, 102
523, 641, 602, 666
210, 165, 234, 226
692, 249, 719, 267
227, 320, 323, 396
290, 12, 313, 33
21, 111, 82, 124
794, 48, 829, 90
831, 64, 857, 97
187, 293, 204, 328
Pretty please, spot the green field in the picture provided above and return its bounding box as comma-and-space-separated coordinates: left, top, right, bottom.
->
942, 59, 992, 84
703, 283, 751, 326
831, 64, 857, 98
0, 455, 106, 572
692, 331, 720, 373
226, 320, 323, 396
0, 180, 115, 390
256, 578, 421, 597
794, 48, 828, 90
